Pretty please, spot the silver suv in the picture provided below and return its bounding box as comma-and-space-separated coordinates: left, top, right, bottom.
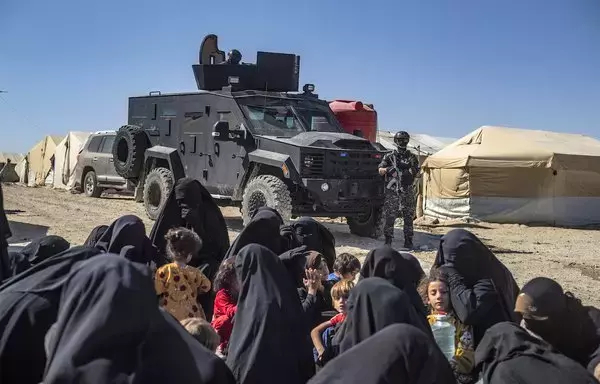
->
74, 131, 133, 197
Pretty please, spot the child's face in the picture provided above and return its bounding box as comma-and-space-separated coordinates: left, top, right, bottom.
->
427, 281, 449, 313
333, 295, 348, 314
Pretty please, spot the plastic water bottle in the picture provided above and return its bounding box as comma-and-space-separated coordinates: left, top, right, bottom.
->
431, 313, 456, 360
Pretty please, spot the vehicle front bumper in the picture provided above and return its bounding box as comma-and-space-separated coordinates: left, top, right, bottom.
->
299, 178, 385, 214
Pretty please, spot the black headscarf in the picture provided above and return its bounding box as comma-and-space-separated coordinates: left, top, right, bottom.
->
226, 244, 315, 384
21, 235, 70, 265
279, 245, 311, 288
291, 217, 336, 272
7, 249, 31, 277
224, 207, 289, 261
336, 277, 433, 354
0, 182, 12, 281
360, 246, 428, 318
309, 323, 456, 384
150, 178, 229, 278
0, 246, 103, 384
44, 254, 235, 384
434, 229, 520, 343
95, 215, 156, 265
475, 322, 598, 384
83, 225, 108, 247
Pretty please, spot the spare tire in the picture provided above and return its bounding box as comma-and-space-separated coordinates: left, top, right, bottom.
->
112, 125, 148, 179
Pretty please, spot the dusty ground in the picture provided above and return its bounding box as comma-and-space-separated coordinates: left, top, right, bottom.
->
4, 183, 600, 307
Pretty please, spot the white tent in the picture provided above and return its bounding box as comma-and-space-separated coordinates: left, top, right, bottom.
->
0, 153, 24, 182
53, 132, 91, 190
25, 136, 63, 187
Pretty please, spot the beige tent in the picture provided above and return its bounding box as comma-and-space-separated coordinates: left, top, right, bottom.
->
24, 135, 63, 187
422, 126, 600, 227
53, 132, 91, 190
0, 153, 24, 182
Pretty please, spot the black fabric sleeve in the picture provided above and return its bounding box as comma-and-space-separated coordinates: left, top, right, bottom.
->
586, 307, 600, 373
446, 270, 499, 326
298, 288, 318, 315
378, 154, 391, 169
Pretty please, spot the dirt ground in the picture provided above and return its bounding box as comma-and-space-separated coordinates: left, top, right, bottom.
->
4, 183, 600, 307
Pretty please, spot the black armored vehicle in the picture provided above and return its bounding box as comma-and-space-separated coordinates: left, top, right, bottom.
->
111, 35, 388, 238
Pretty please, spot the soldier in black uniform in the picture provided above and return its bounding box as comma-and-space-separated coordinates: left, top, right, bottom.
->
377, 131, 420, 248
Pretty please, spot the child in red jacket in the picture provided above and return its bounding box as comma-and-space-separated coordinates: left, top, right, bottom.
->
211, 258, 239, 357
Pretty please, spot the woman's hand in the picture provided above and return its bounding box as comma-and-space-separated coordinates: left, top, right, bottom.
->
304, 268, 322, 296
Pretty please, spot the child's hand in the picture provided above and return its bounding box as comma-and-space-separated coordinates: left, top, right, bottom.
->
304, 268, 322, 295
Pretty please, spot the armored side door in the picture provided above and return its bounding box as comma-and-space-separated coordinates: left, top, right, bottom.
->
179, 97, 209, 182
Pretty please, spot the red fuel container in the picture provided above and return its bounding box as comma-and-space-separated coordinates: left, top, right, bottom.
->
329, 100, 377, 142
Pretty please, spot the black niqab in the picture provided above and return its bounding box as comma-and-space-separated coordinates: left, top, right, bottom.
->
434, 229, 520, 342
21, 235, 70, 265
44, 254, 236, 384
0, 182, 12, 281
309, 323, 456, 384
337, 277, 433, 353
95, 215, 156, 264
291, 217, 336, 271
0, 246, 103, 384
150, 178, 229, 278
83, 225, 108, 247
475, 322, 598, 384
360, 246, 429, 318
224, 207, 289, 260
226, 244, 314, 384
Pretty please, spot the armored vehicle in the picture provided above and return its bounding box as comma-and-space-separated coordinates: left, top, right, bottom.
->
111, 35, 388, 238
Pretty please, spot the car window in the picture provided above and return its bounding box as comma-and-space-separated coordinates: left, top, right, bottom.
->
87, 136, 103, 153
100, 135, 116, 154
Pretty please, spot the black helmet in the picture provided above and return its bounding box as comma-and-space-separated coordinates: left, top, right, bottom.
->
227, 49, 242, 64
394, 131, 410, 147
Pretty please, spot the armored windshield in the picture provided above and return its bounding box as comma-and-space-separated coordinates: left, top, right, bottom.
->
237, 96, 342, 137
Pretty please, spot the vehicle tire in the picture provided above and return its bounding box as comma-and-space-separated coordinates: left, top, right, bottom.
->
143, 167, 174, 221
241, 175, 292, 225
347, 205, 385, 239
112, 125, 148, 179
83, 170, 103, 198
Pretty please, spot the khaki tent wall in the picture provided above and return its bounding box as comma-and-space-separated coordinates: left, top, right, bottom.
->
0, 153, 24, 182
53, 132, 90, 190
422, 126, 600, 226
25, 136, 62, 187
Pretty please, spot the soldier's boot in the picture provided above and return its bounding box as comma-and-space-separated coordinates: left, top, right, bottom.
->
403, 236, 413, 250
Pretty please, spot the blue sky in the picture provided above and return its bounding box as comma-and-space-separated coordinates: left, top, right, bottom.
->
1, 0, 599, 153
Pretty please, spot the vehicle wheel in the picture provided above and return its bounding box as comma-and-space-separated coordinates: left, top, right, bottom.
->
143, 167, 174, 220
83, 170, 103, 198
112, 125, 148, 179
347, 205, 385, 239
241, 175, 292, 225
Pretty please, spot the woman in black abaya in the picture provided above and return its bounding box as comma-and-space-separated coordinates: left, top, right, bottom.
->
291, 217, 336, 272
83, 225, 108, 247
44, 254, 235, 384
475, 322, 598, 384
433, 228, 520, 345
360, 246, 429, 320
226, 244, 315, 384
0, 246, 103, 384
95, 215, 156, 265
150, 177, 230, 280
5, 235, 70, 279
224, 206, 291, 261
336, 277, 432, 354
309, 324, 456, 384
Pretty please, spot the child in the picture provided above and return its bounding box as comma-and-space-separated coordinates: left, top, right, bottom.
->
155, 227, 211, 321
180, 317, 221, 353
211, 258, 239, 358
327, 253, 361, 283
418, 268, 477, 384
311, 279, 354, 365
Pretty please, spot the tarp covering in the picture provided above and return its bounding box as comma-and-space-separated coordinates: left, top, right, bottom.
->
53, 132, 90, 190
422, 126, 600, 226
24, 135, 63, 187
0, 153, 24, 182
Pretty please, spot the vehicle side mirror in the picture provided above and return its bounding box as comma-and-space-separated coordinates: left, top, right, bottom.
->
212, 121, 231, 141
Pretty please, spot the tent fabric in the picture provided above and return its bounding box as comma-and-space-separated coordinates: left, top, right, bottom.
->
0, 153, 24, 182
53, 132, 90, 190
422, 126, 600, 226
24, 136, 63, 187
